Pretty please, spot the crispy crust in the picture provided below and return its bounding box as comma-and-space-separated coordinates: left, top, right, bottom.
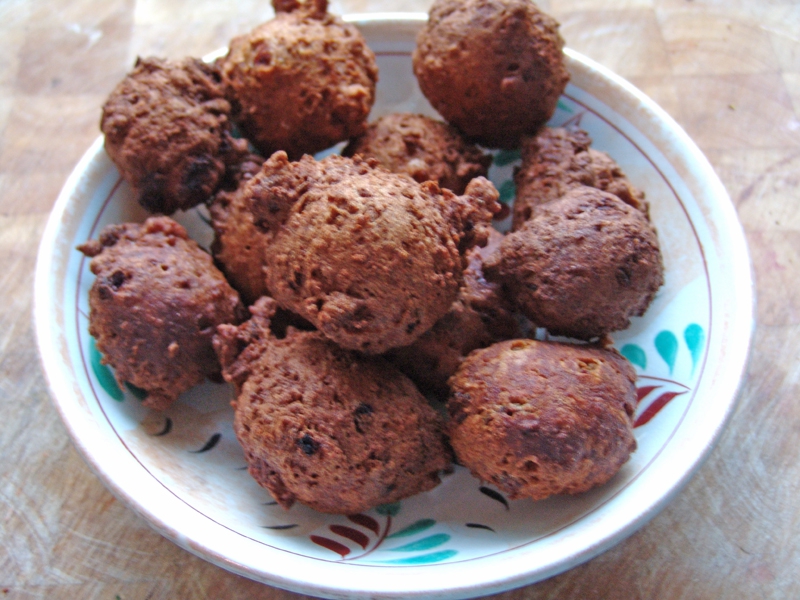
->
78, 216, 245, 410
387, 228, 525, 396
255, 153, 499, 353
343, 113, 492, 194
485, 186, 664, 340
413, 0, 569, 148
512, 127, 648, 230
448, 339, 637, 500
208, 152, 271, 305
214, 298, 452, 514
220, 6, 377, 159
101, 57, 247, 214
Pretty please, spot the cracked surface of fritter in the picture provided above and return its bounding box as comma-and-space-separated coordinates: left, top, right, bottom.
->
253, 152, 499, 353
220, 0, 377, 159
448, 338, 637, 500
413, 0, 569, 148
485, 186, 664, 339
101, 57, 247, 214
78, 217, 245, 410
214, 298, 452, 514
512, 127, 648, 230
343, 113, 492, 194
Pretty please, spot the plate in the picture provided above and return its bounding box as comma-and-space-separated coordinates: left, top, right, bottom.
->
34, 13, 753, 600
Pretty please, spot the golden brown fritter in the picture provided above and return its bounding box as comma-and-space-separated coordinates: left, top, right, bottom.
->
208, 152, 271, 305
484, 186, 664, 340
386, 228, 525, 397
413, 0, 569, 149
214, 297, 452, 514
101, 57, 248, 214
78, 217, 245, 410
210, 150, 327, 306
343, 113, 492, 194
512, 127, 648, 230
448, 339, 637, 500
251, 152, 499, 354
220, 0, 378, 159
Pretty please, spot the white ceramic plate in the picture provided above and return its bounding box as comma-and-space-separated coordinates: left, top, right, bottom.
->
34, 13, 753, 600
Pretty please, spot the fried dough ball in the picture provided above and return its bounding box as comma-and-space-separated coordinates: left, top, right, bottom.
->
210, 159, 319, 329
251, 152, 499, 353
343, 113, 492, 194
220, 0, 378, 159
78, 217, 245, 410
512, 127, 648, 230
101, 57, 248, 214
413, 0, 569, 149
210, 150, 341, 307
448, 339, 637, 500
387, 228, 526, 397
484, 186, 664, 340
214, 297, 452, 514
208, 152, 271, 305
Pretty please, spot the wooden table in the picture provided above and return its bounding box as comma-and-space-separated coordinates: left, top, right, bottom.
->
2, 0, 797, 598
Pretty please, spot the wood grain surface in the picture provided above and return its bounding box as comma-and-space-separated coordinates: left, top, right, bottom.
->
1, 0, 797, 598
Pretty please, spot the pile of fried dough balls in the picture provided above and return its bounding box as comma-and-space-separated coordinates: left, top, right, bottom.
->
80, 0, 662, 514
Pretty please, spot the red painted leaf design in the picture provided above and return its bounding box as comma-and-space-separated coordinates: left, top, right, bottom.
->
634, 391, 686, 427
310, 535, 350, 558
636, 385, 661, 404
330, 525, 369, 549
348, 513, 380, 535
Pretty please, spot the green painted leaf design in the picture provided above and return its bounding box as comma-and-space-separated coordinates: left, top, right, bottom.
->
386, 519, 435, 539
377, 550, 458, 565
493, 149, 521, 167
620, 343, 646, 369
90, 337, 123, 401
498, 179, 516, 204
684, 324, 705, 374
375, 502, 401, 517
655, 330, 679, 374
389, 533, 450, 552
557, 99, 574, 113
125, 382, 148, 400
